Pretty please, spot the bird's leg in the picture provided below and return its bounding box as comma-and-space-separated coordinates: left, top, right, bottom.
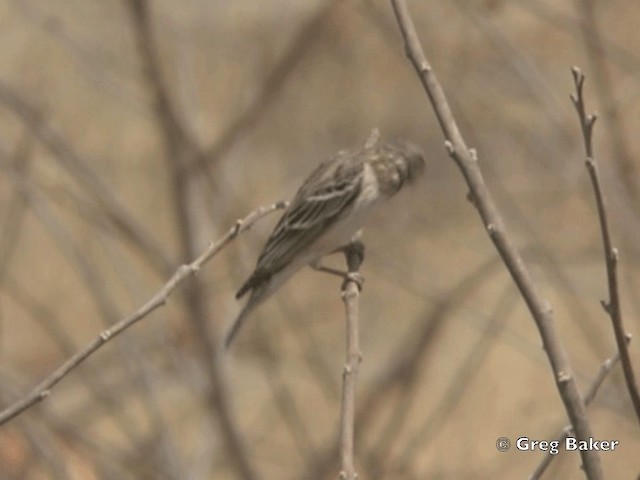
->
310, 240, 365, 291
341, 240, 365, 291
310, 260, 349, 278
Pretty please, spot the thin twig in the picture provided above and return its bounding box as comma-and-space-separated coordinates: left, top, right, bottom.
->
0, 201, 286, 425
570, 66, 640, 425
529, 337, 628, 480
390, 2, 603, 478
302, 256, 501, 480
339, 241, 364, 480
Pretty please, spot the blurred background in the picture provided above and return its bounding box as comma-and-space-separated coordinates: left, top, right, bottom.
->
0, 0, 639, 478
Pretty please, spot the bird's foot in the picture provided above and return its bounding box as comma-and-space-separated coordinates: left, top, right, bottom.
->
310, 262, 365, 291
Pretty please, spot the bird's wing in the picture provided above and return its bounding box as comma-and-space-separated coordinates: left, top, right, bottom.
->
236, 154, 364, 298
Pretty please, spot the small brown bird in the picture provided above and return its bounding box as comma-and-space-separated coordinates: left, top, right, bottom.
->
224, 129, 425, 347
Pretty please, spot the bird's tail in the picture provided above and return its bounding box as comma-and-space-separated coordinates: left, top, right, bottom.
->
224, 291, 261, 349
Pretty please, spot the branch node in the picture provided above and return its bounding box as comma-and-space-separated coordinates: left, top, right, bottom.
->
486, 223, 497, 235
99, 330, 112, 342
557, 371, 572, 384
610, 247, 619, 263
341, 272, 364, 294
444, 140, 454, 155
600, 300, 611, 315
177, 264, 191, 276
418, 60, 431, 74
571, 66, 584, 89
542, 300, 553, 316
585, 157, 595, 169
465, 191, 476, 206
231, 219, 243, 237
468, 148, 478, 161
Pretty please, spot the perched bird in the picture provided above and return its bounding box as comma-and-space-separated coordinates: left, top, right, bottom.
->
224, 129, 425, 347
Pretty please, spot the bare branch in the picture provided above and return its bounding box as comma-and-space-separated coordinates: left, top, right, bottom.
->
339, 241, 364, 480
529, 338, 628, 480
302, 256, 502, 480
390, 1, 603, 477
571, 67, 640, 425
0, 201, 286, 425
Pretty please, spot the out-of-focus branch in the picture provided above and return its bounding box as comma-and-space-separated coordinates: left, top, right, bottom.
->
511, 0, 640, 75
571, 67, 640, 425
390, 1, 603, 478
0, 130, 34, 285
0, 201, 286, 425
126, 1, 259, 478
127, 1, 266, 478
0, 81, 173, 276
529, 338, 628, 480
382, 284, 516, 478
338, 241, 364, 480
187, 0, 338, 175
126, 0, 195, 156
578, 0, 639, 204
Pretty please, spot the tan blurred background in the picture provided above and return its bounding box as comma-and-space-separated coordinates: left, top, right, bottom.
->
0, 0, 639, 478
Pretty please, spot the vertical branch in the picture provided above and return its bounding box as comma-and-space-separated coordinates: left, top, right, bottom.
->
570, 67, 640, 425
390, 2, 603, 478
339, 241, 364, 480
125, 2, 258, 478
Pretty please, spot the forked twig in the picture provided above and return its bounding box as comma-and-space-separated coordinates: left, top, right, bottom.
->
571, 66, 640, 425
529, 338, 628, 480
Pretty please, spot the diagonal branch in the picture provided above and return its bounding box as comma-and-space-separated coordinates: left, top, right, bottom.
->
529, 338, 629, 480
390, 1, 603, 478
0, 201, 286, 425
571, 66, 640, 425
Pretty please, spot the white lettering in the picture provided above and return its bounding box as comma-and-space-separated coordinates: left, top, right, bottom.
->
516, 437, 530, 450
516, 437, 560, 455
565, 437, 620, 451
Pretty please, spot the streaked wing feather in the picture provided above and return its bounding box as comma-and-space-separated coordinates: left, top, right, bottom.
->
257, 176, 361, 272
237, 159, 363, 296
